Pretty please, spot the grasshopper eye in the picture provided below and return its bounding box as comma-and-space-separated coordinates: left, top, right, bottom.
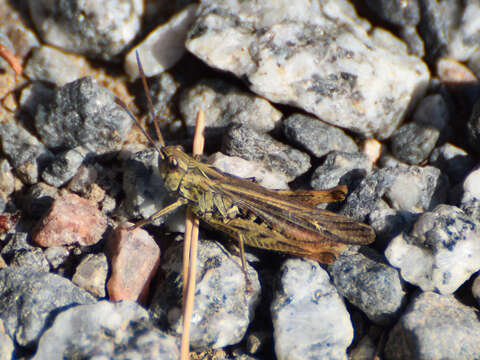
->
168, 157, 179, 169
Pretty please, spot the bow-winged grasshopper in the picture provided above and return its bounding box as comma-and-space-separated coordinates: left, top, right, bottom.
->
118, 54, 375, 273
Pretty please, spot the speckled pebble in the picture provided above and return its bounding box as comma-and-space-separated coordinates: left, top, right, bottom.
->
385, 292, 480, 360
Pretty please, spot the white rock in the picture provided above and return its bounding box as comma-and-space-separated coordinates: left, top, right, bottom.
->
208, 152, 290, 189
271, 259, 353, 360
125, 4, 198, 79
186, 0, 429, 139
385, 205, 480, 294
448, 1, 480, 62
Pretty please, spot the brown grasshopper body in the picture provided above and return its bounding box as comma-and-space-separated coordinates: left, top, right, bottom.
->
148, 145, 375, 266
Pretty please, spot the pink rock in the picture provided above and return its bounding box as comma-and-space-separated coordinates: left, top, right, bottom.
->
33, 193, 107, 247
107, 223, 160, 304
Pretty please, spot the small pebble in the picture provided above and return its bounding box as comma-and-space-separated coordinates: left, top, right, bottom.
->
150, 240, 260, 350
180, 79, 282, 133
271, 258, 353, 360
209, 152, 290, 190
0, 267, 95, 347
72, 253, 108, 298
24, 45, 93, 86
187, 0, 429, 139
0, 114, 54, 184
330, 249, 406, 325
33, 301, 179, 360
390, 122, 440, 165
41, 146, 87, 187
283, 113, 358, 158
125, 4, 198, 79
28, 0, 143, 60
385, 205, 480, 294
33, 193, 107, 247
106, 224, 160, 303
43, 246, 70, 269
35, 77, 132, 154
311, 151, 371, 192
222, 123, 310, 181
385, 292, 480, 360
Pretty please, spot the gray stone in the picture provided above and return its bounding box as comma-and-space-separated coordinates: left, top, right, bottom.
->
0, 319, 13, 360
222, 123, 311, 181
418, 0, 462, 62
341, 165, 448, 221
447, 1, 480, 62
365, 0, 420, 27
271, 258, 353, 360
122, 148, 172, 226
385, 205, 480, 294
368, 201, 417, 247
41, 146, 87, 187
180, 79, 282, 133
33, 301, 179, 360
385, 292, 480, 360
134, 71, 180, 124
0, 267, 95, 347
44, 246, 70, 269
28, 0, 143, 60
390, 122, 440, 165
429, 142, 475, 184
10, 248, 50, 272
150, 240, 260, 350
283, 113, 358, 158
0, 115, 54, 184
35, 77, 132, 154
22, 182, 58, 218
0, 233, 32, 259
467, 98, 480, 156
311, 151, 371, 191
412, 94, 450, 132
330, 249, 406, 325
72, 253, 108, 297
186, 0, 429, 139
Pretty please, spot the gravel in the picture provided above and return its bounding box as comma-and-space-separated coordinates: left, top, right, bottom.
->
1, 1, 480, 358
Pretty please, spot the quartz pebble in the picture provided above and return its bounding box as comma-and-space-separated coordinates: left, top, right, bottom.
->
271, 258, 353, 360
150, 240, 260, 350
187, 0, 429, 139
33, 301, 179, 360
125, 4, 198, 79
179, 79, 282, 132
385, 205, 480, 294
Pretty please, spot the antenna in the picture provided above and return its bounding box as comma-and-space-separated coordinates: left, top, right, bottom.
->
136, 51, 165, 148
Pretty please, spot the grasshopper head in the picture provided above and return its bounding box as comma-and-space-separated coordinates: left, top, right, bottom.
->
159, 145, 190, 192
